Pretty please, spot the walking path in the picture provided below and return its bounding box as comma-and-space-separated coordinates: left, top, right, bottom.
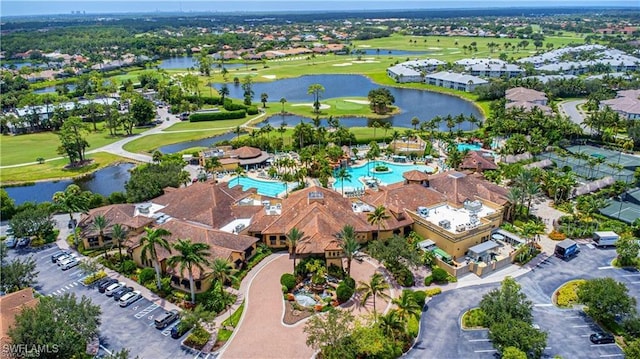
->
558, 99, 588, 134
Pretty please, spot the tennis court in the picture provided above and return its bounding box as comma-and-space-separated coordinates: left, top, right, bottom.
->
538, 151, 636, 183
567, 145, 640, 169
600, 201, 640, 224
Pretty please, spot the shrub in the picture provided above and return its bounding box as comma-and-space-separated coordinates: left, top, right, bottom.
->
327, 264, 345, 280
343, 276, 356, 289
138, 268, 156, 285
246, 106, 259, 115
393, 265, 415, 287
412, 290, 427, 307
548, 230, 567, 241
223, 99, 248, 111
555, 279, 586, 308
425, 288, 442, 297
280, 273, 296, 292
83, 271, 107, 285
431, 267, 449, 283
185, 324, 211, 349
336, 282, 355, 303
462, 308, 486, 328
424, 275, 433, 286
119, 260, 138, 275
189, 110, 246, 122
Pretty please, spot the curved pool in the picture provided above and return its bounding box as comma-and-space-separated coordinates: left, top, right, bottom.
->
333, 161, 434, 191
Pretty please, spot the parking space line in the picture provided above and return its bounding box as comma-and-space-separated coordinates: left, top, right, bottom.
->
630, 281, 640, 284
469, 339, 490, 342
622, 274, 640, 277
99, 345, 112, 356
600, 354, 623, 357
572, 325, 589, 328
474, 349, 497, 353
134, 303, 159, 319
591, 344, 619, 347
564, 316, 581, 319
534, 303, 553, 307
598, 266, 614, 270
39, 247, 59, 255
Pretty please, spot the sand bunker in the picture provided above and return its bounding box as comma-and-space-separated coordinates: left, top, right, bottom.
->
262, 75, 276, 79
332, 63, 353, 67
292, 103, 331, 110
344, 99, 370, 105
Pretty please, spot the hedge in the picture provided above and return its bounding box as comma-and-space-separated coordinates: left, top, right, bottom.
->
412, 290, 427, 307
247, 106, 259, 115
555, 279, 586, 308
425, 288, 442, 297
185, 324, 211, 349
280, 273, 296, 292
189, 110, 246, 122
336, 282, 355, 303
223, 99, 248, 111
83, 271, 107, 285
184, 95, 222, 105
431, 267, 449, 283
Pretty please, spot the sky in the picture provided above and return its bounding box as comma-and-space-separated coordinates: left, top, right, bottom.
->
1, 0, 636, 17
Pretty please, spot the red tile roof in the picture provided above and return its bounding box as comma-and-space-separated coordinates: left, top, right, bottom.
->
0, 288, 38, 346
428, 171, 508, 206
403, 170, 430, 181
460, 151, 498, 171
78, 204, 153, 237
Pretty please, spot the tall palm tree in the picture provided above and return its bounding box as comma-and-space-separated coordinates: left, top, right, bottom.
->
110, 223, 128, 262
379, 311, 404, 340
338, 225, 360, 277
335, 167, 352, 196
367, 205, 389, 240
91, 215, 110, 258
204, 157, 221, 174
392, 290, 422, 322
357, 272, 390, 322
140, 227, 172, 289
286, 227, 304, 272
52, 184, 89, 246
167, 239, 211, 304
210, 258, 236, 299
234, 166, 246, 186
279, 97, 287, 113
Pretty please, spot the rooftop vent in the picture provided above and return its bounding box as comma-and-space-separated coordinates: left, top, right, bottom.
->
137, 203, 152, 214
308, 191, 325, 205
438, 219, 451, 229
463, 200, 482, 213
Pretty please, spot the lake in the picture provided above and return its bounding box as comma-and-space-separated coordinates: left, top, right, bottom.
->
215, 74, 482, 129
158, 131, 237, 153
4, 163, 134, 205
33, 84, 77, 94
158, 57, 247, 70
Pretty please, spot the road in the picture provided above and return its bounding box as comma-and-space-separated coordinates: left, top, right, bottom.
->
559, 99, 589, 134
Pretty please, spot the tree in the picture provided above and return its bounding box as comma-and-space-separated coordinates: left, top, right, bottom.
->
9, 293, 101, 359
445, 146, 465, 170
502, 347, 528, 359
260, 92, 269, 108
392, 290, 421, 322
1, 188, 16, 220
130, 94, 155, 126
335, 167, 352, 196
307, 84, 325, 114
241, 75, 254, 106
338, 224, 360, 277
167, 239, 211, 304
9, 205, 55, 241
57, 116, 89, 165
204, 156, 221, 174
411, 116, 420, 130
617, 234, 640, 267
304, 309, 355, 356
480, 277, 533, 327
489, 318, 547, 359
219, 84, 229, 103
234, 166, 246, 186
286, 227, 304, 272
92, 215, 110, 257
367, 88, 395, 114
357, 272, 390, 321
577, 277, 637, 324
280, 97, 287, 113
210, 258, 236, 299
624, 339, 640, 359
52, 184, 89, 246
139, 227, 172, 289
110, 223, 128, 262
367, 205, 389, 240
0, 242, 39, 293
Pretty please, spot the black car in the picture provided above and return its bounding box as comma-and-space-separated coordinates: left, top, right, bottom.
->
113, 286, 134, 301
98, 278, 118, 293
170, 321, 192, 339
590, 332, 615, 344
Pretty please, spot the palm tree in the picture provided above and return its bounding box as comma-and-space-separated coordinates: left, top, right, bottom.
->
367, 205, 389, 240
260, 92, 269, 108
204, 156, 221, 174
338, 225, 360, 277
234, 166, 246, 186
140, 227, 172, 289
167, 239, 211, 304
110, 223, 128, 262
210, 258, 236, 299
392, 290, 422, 322
335, 167, 352, 196
52, 184, 89, 246
357, 272, 390, 321
286, 227, 304, 272
279, 97, 287, 113
91, 215, 110, 258
379, 311, 404, 340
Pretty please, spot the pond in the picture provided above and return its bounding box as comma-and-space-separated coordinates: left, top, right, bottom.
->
4, 163, 135, 205
33, 84, 77, 94
158, 57, 247, 70
215, 74, 482, 129
158, 131, 237, 153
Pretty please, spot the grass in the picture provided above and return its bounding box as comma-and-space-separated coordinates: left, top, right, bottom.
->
217, 301, 245, 342
0, 127, 144, 166
122, 129, 230, 154
0, 152, 132, 184
163, 118, 248, 132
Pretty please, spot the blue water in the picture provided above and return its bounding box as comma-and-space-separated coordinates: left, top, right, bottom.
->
228, 176, 292, 197
158, 57, 246, 70
457, 143, 482, 152
216, 74, 481, 129
158, 132, 237, 153
333, 161, 434, 190
257, 114, 376, 129
34, 84, 77, 94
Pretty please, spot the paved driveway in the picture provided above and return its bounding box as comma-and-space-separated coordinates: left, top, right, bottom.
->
405, 246, 627, 359
559, 99, 589, 134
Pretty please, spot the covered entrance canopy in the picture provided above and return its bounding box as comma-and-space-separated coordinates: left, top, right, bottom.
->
467, 241, 499, 263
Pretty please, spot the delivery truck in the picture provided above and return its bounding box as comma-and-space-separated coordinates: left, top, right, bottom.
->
593, 231, 619, 247
555, 239, 580, 259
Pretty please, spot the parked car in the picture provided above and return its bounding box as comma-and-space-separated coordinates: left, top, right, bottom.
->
119, 291, 142, 307
105, 282, 126, 296
17, 238, 30, 248
155, 309, 179, 329
61, 259, 80, 270
51, 250, 70, 263
4, 237, 17, 248
57, 256, 78, 268
113, 286, 134, 301
57, 254, 77, 266
171, 320, 193, 339
98, 279, 118, 293
590, 332, 615, 344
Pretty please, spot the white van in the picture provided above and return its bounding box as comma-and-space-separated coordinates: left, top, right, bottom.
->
593, 231, 619, 247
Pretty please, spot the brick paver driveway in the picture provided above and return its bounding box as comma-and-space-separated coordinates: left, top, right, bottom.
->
220, 253, 391, 359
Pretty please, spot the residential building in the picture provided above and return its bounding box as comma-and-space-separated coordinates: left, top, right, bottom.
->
386, 64, 423, 83
424, 71, 488, 92
459, 151, 498, 172
0, 288, 39, 351
601, 89, 640, 120
455, 58, 524, 78
504, 87, 552, 114
199, 146, 271, 170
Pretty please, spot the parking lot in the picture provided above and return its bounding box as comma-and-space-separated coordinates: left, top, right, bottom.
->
6, 245, 211, 359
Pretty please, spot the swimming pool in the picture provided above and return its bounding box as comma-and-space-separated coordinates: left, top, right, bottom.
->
228, 177, 292, 197
333, 161, 434, 190
457, 143, 483, 152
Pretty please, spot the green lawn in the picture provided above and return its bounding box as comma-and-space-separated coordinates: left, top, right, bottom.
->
1, 152, 132, 184
0, 127, 145, 166
122, 129, 230, 154
163, 118, 248, 132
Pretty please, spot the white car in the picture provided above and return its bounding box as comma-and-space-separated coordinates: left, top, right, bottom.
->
119, 291, 142, 307
57, 256, 78, 267
105, 282, 126, 296
4, 237, 17, 248
56, 253, 76, 265
61, 259, 80, 270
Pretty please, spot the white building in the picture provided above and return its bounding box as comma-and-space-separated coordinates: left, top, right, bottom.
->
424, 72, 488, 92
387, 64, 423, 83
